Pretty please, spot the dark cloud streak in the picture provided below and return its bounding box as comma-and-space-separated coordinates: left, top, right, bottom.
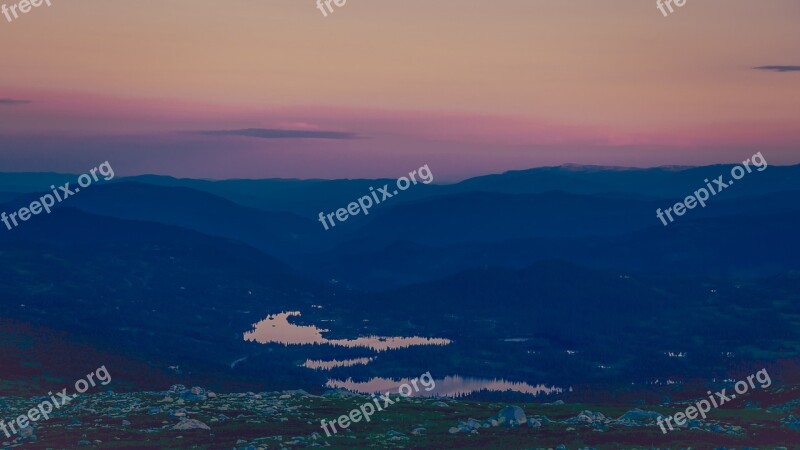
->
193, 128, 359, 140
0, 98, 32, 105
753, 66, 800, 73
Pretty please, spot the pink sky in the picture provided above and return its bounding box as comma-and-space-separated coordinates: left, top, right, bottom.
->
1, 0, 798, 180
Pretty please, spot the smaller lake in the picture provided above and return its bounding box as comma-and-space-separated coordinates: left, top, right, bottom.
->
326, 375, 566, 398
244, 311, 452, 352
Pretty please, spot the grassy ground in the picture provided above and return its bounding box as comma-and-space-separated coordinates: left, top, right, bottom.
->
2, 383, 799, 450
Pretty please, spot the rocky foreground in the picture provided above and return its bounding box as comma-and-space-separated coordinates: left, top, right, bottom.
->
1, 384, 800, 449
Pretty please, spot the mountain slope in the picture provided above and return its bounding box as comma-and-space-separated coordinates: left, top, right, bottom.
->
9, 182, 332, 257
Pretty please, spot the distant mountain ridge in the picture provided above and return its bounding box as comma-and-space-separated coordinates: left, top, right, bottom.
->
3, 166, 798, 290
2, 163, 798, 217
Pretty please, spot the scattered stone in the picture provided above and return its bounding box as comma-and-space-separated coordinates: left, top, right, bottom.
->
783, 415, 800, 430
169, 408, 188, 418
172, 419, 211, 431
19, 424, 36, 441
322, 389, 359, 399
386, 429, 408, 441
527, 417, 542, 428
0, 383, 787, 446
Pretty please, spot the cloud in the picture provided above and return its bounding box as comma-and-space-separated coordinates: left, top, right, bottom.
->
193, 128, 359, 140
753, 65, 800, 73
0, 98, 32, 105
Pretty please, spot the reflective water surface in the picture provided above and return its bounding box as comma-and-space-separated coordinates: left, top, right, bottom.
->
326, 375, 566, 398
302, 357, 375, 370
244, 311, 452, 351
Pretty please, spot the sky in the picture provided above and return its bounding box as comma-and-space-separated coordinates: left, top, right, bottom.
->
0, 0, 798, 181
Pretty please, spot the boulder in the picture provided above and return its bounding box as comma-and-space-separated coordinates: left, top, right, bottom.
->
566, 410, 607, 425
615, 408, 663, 426
466, 418, 482, 430
527, 417, 542, 428
168, 384, 187, 394
181, 387, 208, 401
172, 419, 211, 431
496, 405, 527, 427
